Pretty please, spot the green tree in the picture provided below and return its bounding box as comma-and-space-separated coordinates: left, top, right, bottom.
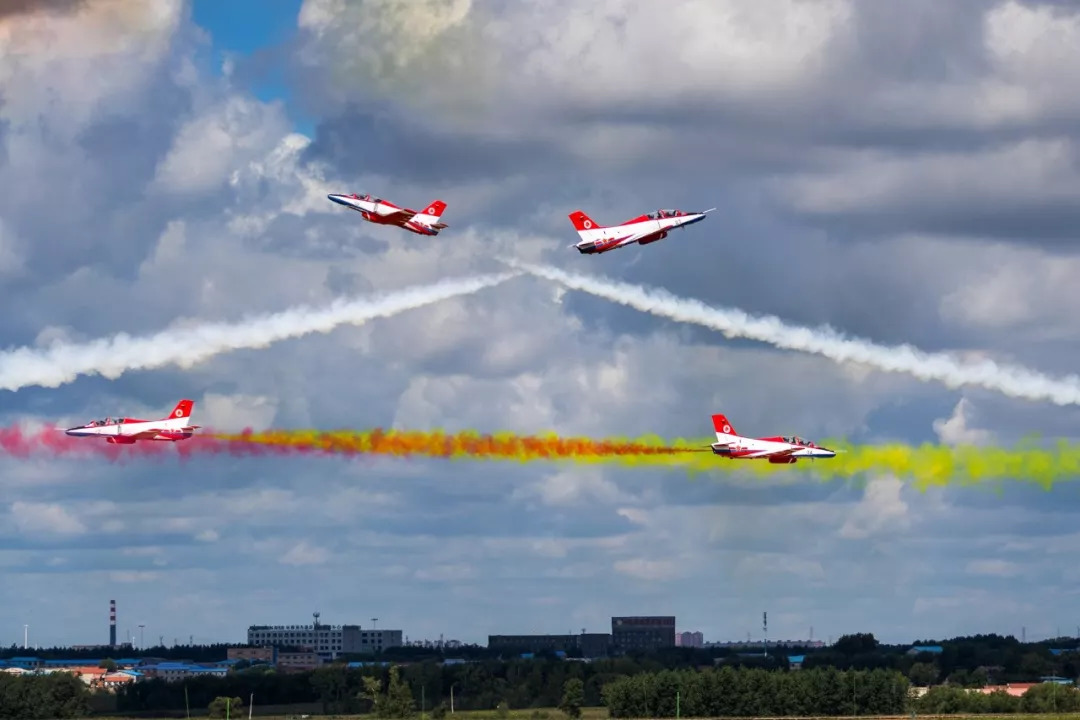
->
360, 674, 383, 714
98, 658, 117, 672
560, 677, 584, 718
384, 666, 417, 719
207, 695, 244, 718
834, 633, 879, 655
496, 700, 510, 718
907, 661, 937, 686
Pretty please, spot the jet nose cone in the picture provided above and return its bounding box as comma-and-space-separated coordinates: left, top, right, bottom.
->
64, 428, 78, 436
327, 194, 346, 205
819, 448, 837, 458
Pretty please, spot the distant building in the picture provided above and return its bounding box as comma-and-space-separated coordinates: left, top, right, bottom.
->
907, 645, 944, 655
228, 646, 276, 663
707, 639, 825, 649
676, 631, 704, 648
276, 651, 322, 671
612, 617, 676, 652
139, 663, 228, 682
488, 633, 612, 658
247, 615, 403, 660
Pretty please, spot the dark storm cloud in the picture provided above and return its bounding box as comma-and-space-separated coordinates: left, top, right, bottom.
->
783, 195, 1080, 245
295, 0, 1080, 267
0, 0, 85, 19
0, 62, 194, 342
245, 211, 391, 259
303, 109, 567, 185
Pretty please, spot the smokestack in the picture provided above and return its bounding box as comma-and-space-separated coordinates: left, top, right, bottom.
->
110, 599, 116, 647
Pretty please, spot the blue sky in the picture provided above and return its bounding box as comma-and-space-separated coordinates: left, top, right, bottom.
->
2, 0, 1080, 651
191, 0, 313, 134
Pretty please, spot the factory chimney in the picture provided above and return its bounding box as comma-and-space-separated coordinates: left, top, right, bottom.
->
110, 599, 116, 647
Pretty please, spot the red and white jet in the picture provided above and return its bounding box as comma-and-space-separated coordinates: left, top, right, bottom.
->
328, 192, 449, 236
64, 399, 200, 444
708, 413, 836, 464
569, 207, 713, 254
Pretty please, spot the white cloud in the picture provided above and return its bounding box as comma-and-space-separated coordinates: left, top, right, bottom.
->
613, 557, 682, 582
513, 467, 630, 508
152, 95, 290, 196
838, 476, 910, 540
0, 0, 183, 131
280, 541, 330, 566
109, 571, 162, 583
966, 559, 1020, 578
10, 501, 86, 535
415, 563, 477, 582
933, 398, 994, 447
200, 393, 279, 432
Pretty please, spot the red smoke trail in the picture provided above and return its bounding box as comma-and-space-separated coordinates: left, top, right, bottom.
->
0, 425, 704, 466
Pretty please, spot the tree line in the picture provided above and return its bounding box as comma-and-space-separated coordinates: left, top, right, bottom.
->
603, 667, 910, 717
2, 632, 1078, 717
2, 660, 1078, 717
4, 631, 1075, 683
0, 672, 90, 719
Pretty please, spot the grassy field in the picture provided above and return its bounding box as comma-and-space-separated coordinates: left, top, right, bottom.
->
87, 712, 1080, 720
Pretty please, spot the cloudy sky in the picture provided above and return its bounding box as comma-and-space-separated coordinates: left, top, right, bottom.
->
2, 0, 1080, 651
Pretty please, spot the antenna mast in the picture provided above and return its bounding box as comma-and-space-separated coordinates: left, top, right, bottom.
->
763, 612, 768, 659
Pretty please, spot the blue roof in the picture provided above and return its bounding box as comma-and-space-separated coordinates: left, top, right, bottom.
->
43, 659, 101, 665
1040, 676, 1072, 683
142, 662, 227, 672
910, 645, 943, 653
788, 655, 805, 663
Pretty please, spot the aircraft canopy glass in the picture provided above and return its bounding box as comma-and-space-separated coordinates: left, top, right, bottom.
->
782, 436, 809, 446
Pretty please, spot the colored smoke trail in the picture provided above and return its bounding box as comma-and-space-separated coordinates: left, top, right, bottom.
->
0, 272, 517, 392
513, 262, 1080, 407
2, 425, 1080, 490
0, 425, 704, 466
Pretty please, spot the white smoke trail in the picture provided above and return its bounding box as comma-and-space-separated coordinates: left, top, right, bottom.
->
515, 261, 1080, 407
0, 272, 519, 392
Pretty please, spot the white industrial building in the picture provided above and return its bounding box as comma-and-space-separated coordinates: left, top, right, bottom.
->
246, 613, 403, 660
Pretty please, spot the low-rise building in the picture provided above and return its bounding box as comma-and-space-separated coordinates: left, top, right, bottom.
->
247, 616, 403, 660
612, 617, 676, 652
228, 646, 276, 663
488, 633, 611, 658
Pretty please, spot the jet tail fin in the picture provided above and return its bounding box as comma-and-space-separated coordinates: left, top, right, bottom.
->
416, 200, 446, 219
711, 413, 737, 440
568, 211, 602, 240
410, 200, 448, 232
164, 399, 195, 427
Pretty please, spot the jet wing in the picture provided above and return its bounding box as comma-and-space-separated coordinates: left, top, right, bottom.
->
377, 207, 414, 218
128, 429, 163, 440
766, 447, 799, 459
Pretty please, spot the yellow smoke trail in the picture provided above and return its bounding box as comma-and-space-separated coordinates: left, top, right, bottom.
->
207, 428, 1080, 490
